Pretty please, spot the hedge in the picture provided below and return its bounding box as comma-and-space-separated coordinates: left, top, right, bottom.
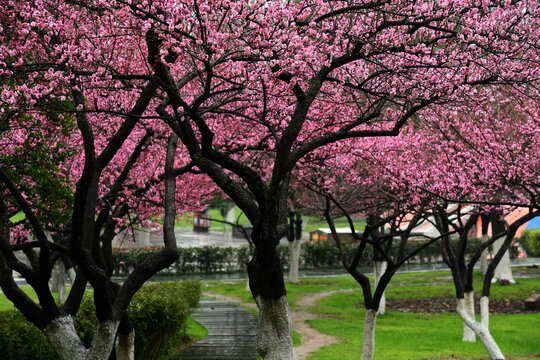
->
0, 310, 58, 360
112, 238, 502, 275
521, 229, 540, 257
0, 280, 201, 360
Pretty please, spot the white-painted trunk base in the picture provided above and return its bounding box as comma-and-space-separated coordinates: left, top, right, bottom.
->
45, 316, 88, 360
116, 330, 135, 360
254, 295, 293, 360
57, 262, 67, 303
67, 267, 76, 285
288, 240, 301, 284
480, 296, 490, 329
457, 299, 505, 360
361, 309, 377, 360
480, 235, 489, 275
374, 261, 387, 315
87, 320, 120, 360
492, 238, 515, 284
462, 291, 476, 342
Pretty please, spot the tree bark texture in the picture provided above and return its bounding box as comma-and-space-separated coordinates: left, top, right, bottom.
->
480, 296, 490, 329
492, 238, 515, 284
462, 291, 476, 342
254, 295, 293, 360
374, 261, 387, 315
248, 248, 293, 359
480, 234, 489, 275
87, 319, 120, 360
456, 299, 505, 360
288, 240, 301, 284
116, 330, 135, 360
44, 316, 88, 360
361, 309, 377, 360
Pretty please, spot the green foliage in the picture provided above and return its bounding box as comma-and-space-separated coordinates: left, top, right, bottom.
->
74, 281, 201, 360
301, 242, 347, 268
0, 281, 201, 360
73, 295, 98, 347
129, 281, 201, 360
112, 238, 500, 276
0, 310, 59, 360
113, 246, 253, 274
1, 97, 76, 227
521, 229, 540, 257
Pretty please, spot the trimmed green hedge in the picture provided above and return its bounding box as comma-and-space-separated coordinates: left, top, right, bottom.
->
0, 280, 201, 360
521, 229, 540, 257
113, 239, 493, 275
0, 310, 59, 360
129, 280, 201, 360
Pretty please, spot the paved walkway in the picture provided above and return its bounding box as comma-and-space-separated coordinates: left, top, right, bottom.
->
176, 297, 259, 360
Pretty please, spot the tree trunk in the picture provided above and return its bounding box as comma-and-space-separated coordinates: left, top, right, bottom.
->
51, 261, 60, 293
361, 309, 377, 360
67, 266, 76, 285
226, 207, 235, 233
87, 319, 120, 360
480, 296, 489, 329
57, 261, 67, 304
288, 240, 301, 284
456, 299, 505, 360
254, 295, 293, 360
116, 330, 135, 360
248, 246, 293, 360
492, 238, 515, 284
374, 261, 387, 315
462, 291, 476, 342
480, 234, 489, 275
44, 316, 88, 360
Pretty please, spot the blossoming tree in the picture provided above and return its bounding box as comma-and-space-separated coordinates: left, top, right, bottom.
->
1, 1, 538, 359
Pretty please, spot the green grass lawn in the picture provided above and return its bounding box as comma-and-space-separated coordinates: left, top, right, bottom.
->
308, 292, 539, 360
4, 268, 537, 359
203, 267, 540, 359
185, 316, 208, 341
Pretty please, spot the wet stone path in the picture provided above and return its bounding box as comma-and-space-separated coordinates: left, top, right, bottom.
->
176, 297, 259, 360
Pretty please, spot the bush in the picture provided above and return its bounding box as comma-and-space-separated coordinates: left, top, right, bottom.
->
129, 281, 201, 360
0, 310, 59, 360
521, 229, 540, 257
301, 242, 343, 268
74, 280, 201, 360
114, 239, 503, 275
74, 295, 98, 348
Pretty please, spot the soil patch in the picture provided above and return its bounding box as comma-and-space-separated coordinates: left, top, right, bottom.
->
384, 298, 537, 314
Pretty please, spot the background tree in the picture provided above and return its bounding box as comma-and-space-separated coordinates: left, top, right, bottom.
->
0, 15, 214, 360
369, 86, 540, 359
294, 147, 451, 360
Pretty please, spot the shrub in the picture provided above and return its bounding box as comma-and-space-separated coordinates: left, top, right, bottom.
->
74, 295, 98, 348
113, 238, 501, 275
75, 280, 202, 360
129, 280, 201, 360
301, 242, 342, 268
0, 310, 59, 360
521, 229, 540, 257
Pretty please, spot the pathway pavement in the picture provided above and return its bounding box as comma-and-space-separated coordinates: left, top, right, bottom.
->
175, 297, 259, 360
